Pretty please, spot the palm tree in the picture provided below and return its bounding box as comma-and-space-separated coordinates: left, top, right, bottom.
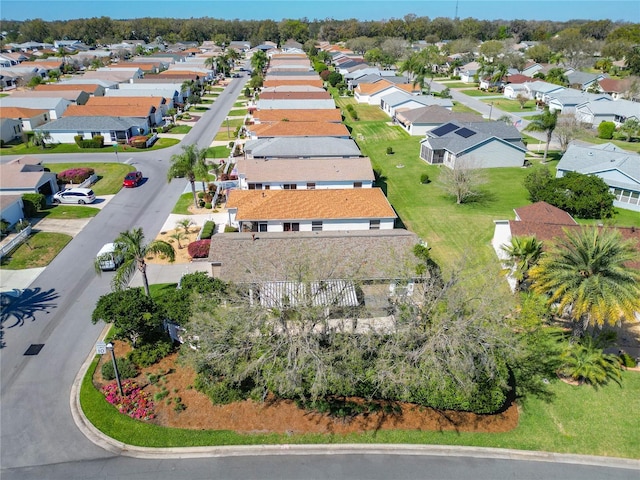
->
250, 50, 268, 73
96, 228, 175, 297
501, 236, 544, 291
169, 231, 187, 249
175, 218, 194, 234
524, 108, 558, 162
167, 144, 208, 208
559, 334, 622, 387
529, 227, 640, 336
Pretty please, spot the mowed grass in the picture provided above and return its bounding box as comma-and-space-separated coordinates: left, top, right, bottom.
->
45, 162, 134, 195
460, 89, 500, 97
172, 192, 195, 215
34, 204, 99, 220
206, 145, 232, 159
0, 232, 72, 269
228, 109, 248, 116
166, 125, 192, 134
481, 98, 537, 112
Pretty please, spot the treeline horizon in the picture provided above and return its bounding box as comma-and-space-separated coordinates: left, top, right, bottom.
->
1, 15, 638, 49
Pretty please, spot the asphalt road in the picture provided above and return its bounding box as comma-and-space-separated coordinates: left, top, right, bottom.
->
1, 74, 637, 479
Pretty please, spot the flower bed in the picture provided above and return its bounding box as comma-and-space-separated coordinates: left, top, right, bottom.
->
102, 380, 156, 420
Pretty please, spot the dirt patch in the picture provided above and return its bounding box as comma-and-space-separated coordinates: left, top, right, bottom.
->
95, 341, 518, 435
147, 226, 201, 265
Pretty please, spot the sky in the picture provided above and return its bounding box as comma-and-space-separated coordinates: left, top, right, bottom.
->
1, 0, 638, 23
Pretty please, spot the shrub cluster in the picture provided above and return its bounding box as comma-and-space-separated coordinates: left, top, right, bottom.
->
101, 357, 139, 380
74, 135, 104, 148
597, 121, 615, 139
21, 193, 45, 216
187, 239, 211, 258
57, 167, 95, 184
620, 352, 637, 368
420, 173, 431, 184
128, 338, 174, 368
224, 225, 239, 233
200, 220, 215, 239
345, 104, 359, 120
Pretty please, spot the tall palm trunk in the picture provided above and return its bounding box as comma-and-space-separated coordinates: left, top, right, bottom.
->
138, 258, 151, 296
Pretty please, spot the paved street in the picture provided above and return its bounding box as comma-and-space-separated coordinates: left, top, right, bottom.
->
1, 73, 638, 479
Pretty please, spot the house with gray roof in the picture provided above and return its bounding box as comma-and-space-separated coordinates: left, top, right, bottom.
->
546, 91, 612, 114
244, 137, 362, 159
565, 70, 608, 91
380, 91, 453, 118
34, 116, 149, 145
524, 81, 565, 101
237, 156, 375, 190
395, 105, 482, 136
0, 156, 59, 196
556, 142, 640, 212
574, 98, 640, 127
419, 121, 526, 169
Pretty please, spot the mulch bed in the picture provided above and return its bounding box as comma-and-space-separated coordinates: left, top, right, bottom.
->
94, 341, 519, 435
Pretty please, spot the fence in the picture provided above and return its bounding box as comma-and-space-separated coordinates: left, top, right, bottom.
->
0, 225, 32, 259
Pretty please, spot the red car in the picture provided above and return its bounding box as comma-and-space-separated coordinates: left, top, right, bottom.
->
123, 171, 143, 188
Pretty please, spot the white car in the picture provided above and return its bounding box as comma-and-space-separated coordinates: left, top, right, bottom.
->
52, 187, 96, 205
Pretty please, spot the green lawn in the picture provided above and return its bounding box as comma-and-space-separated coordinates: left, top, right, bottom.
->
481, 98, 537, 112
460, 89, 500, 97
440, 81, 478, 88
171, 192, 195, 215
228, 109, 248, 117
34, 205, 99, 220
199, 99, 214, 104
165, 125, 192, 134
575, 131, 640, 153
206, 145, 232, 159
80, 355, 640, 457
233, 101, 247, 108
45, 162, 134, 195
0, 138, 178, 156
188, 106, 210, 112
0, 232, 72, 269
451, 102, 483, 115
0, 93, 8, 98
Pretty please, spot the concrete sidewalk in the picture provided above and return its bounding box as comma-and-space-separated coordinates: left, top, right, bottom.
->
129, 262, 211, 287
0, 267, 45, 293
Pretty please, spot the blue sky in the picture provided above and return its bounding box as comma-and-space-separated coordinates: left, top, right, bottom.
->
1, 0, 638, 22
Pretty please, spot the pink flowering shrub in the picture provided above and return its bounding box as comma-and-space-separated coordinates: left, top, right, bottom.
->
57, 167, 95, 184
101, 380, 156, 420
188, 239, 211, 258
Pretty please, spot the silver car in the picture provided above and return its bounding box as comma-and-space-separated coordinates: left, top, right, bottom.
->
52, 187, 96, 205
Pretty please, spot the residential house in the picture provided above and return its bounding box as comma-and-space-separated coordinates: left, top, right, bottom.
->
236, 157, 375, 190
354, 80, 420, 105
556, 142, 640, 212
521, 62, 544, 77
0, 97, 70, 120
395, 105, 481, 136
251, 109, 343, 124
256, 98, 337, 110
261, 85, 327, 94
0, 107, 50, 132
575, 98, 640, 127
565, 69, 608, 91
419, 121, 527, 169
492, 201, 640, 292
523, 80, 565, 102
456, 61, 481, 83
0, 71, 19, 90
0, 195, 26, 227
258, 91, 332, 100
81, 69, 143, 83
246, 121, 351, 140
263, 78, 325, 88
243, 137, 361, 159
546, 91, 612, 114
10, 89, 90, 105
380, 91, 453, 118
34, 83, 106, 96
597, 77, 638, 101
35, 116, 149, 145
63, 96, 166, 126
503, 83, 529, 100
0, 156, 59, 196
226, 188, 396, 233
0, 118, 22, 143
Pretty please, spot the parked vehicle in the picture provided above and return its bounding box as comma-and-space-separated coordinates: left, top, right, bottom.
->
52, 188, 96, 205
96, 243, 123, 271
123, 171, 143, 188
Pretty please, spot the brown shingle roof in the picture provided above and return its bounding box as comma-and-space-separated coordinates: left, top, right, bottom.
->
249, 121, 350, 138
63, 104, 153, 117
0, 107, 48, 119
35, 83, 101, 94
514, 201, 577, 225
228, 188, 396, 221
86, 96, 163, 107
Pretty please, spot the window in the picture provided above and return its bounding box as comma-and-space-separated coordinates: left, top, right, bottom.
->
283, 184, 297, 190
110, 131, 117, 141
307, 183, 316, 190
264, 185, 270, 190
312, 221, 322, 231
249, 183, 262, 190
369, 220, 380, 230
258, 223, 267, 232
283, 222, 300, 232
91, 131, 100, 138
353, 182, 362, 188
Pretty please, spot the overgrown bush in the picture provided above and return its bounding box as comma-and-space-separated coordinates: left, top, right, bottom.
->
199, 220, 215, 239
204, 202, 212, 209
224, 225, 239, 232
597, 121, 615, 139
57, 167, 95, 184
620, 352, 637, 368
0, 218, 10, 236
21, 193, 45, 216
386, 146, 394, 155
74, 135, 104, 148
101, 357, 139, 380
187, 239, 211, 258
128, 338, 174, 368
420, 173, 431, 184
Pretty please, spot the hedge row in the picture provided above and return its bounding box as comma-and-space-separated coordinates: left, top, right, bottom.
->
199, 221, 215, 239
74, 135, 104, 148
57, 167, 95, 184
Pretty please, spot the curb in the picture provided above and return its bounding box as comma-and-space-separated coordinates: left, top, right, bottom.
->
70, 332, 640, 468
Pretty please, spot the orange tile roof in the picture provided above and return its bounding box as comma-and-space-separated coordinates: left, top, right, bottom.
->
253, 109, 343, 123
86, 96, 163, 107
34, 83, 101, 94
0, 107, 49, 118
63, 104, 152, 117
355, 80, 394, 95
250, 121, 350, 138
514, 201, 577, 225
263, 79, 324, 88
228, 188, 396, 221
18, 60, 63, 69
